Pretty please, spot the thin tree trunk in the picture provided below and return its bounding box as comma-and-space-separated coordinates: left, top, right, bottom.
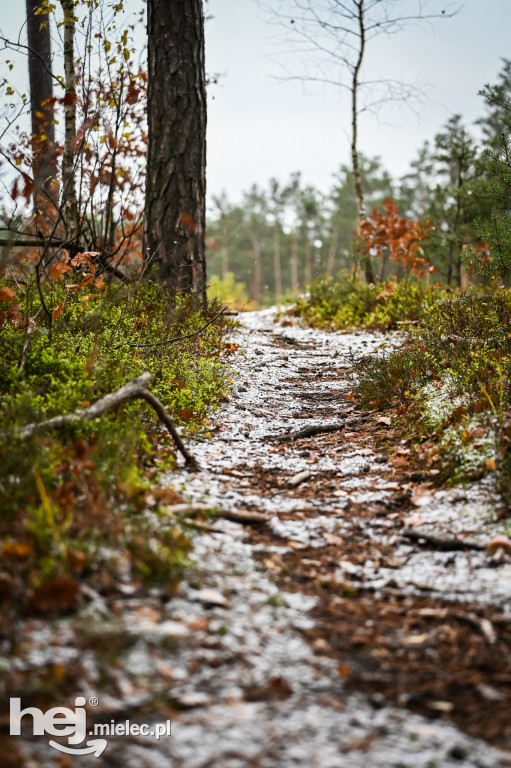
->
379, 245, 389, 282
221, 226, 229, 279
352, 0, 374, 283
290, 228, 299, 293
326, 222, 339, 278
273, 220, 282, 303
26, 0, 57, 224
60, 0, 78, 239
250, 236, 262, 305
145, 0, 207, 304
304, 231, 312, 287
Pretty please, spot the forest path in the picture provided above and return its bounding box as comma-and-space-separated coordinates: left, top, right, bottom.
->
153, 308, 511, 766
16, 309, 511, 767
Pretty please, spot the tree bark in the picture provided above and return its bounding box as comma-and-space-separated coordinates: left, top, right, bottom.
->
304, 230, 312, 287
326, 222, 339, 278
145, 0, 207, 303
250, 236, 262, 305
26, 0, 57, 222
290, 227, 299, 293
59, 0, 78, 239
352, 1, 374, 283
221, 225, 229, 279
273, 219, 282, 303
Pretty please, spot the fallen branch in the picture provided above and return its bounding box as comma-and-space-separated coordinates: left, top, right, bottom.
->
269, 416, 358, 442
160, 503, 268, 525
286, 470, 312, 489
403, 527, 485, 552
213, 509, 269, 524
16, 372, 198, 469
112, 306, 228, 349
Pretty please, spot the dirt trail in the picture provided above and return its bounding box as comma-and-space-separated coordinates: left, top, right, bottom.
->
12, 309, 511, 767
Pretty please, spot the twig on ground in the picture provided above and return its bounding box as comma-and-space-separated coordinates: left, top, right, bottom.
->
403, 527, 485, 551
286, 470, 312, 488
269, 416, 359, 442
214, 509, 269, 524
16, 372, 198, 469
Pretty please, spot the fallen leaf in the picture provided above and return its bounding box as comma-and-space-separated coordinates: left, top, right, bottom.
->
411, 485, 433, 508
2, 541, 31, 559
0, 287, 16, 302
406, 515, 425, 527
31, 577, 80, 612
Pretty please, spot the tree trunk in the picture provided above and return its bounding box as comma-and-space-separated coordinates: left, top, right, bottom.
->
221, 226, 229, 279
60, 0, 78, 239
352, 0, 374, 283
379, 245, 389, 282
145, 0, 207, 303
250, 236, 262, 305
304, 231, 312, 287
26, 0, 57, 224
290, 228, 299, 293
326, 222, 339, 278
273, 220, 282, 303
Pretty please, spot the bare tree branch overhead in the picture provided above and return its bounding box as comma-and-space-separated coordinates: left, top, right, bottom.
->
262, 0, 460, 282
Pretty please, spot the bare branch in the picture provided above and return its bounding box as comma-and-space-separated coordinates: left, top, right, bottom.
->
15, 372, 198, 469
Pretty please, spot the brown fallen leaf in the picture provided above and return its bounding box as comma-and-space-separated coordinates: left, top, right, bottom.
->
1, 541, 32, 559
244, 676, 293, 702
406, 515, 425, 527
411, 484, 433, 507
31, 577, 80, 612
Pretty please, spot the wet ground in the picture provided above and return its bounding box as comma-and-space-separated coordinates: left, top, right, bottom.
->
6, 308, 511, 766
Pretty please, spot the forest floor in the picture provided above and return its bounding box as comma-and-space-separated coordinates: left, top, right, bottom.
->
6, 308, 511, 767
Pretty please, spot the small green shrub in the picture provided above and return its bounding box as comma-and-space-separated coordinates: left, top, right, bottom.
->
292, 273, 425, 330
0, 279, 230, 614
356, 288, 511, 499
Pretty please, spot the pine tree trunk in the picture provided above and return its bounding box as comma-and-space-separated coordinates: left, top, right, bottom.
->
60, 0, 78, 239
290, 228, 299, 293
273, 220, 282, 303
326, 223, 339, 278
352, 0, 374, 284
304, 233, 312, 287
221, 226, 229, 279
145, 0, 207, 303
250, 236, 262, 305
26, 0, 56, 224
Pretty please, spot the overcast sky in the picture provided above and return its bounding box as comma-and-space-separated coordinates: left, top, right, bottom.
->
205, 0, 511, 204
1, 0, 510, 207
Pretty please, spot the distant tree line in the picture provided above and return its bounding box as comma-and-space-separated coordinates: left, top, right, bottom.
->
206, 60, 511, 304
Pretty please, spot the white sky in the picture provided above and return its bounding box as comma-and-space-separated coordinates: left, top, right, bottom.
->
1, 0, 510, 206
205, 0, 511, 203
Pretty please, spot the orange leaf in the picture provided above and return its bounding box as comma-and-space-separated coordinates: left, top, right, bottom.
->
49, 262, 73, 279
78, 273, 95, 288
0, 287, 16, 302
31, 577, 80, 612
52, 302, 64, 322
2, 541, 32, 559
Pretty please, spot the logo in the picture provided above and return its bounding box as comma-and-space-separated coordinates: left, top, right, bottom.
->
10, 697, 171, 757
